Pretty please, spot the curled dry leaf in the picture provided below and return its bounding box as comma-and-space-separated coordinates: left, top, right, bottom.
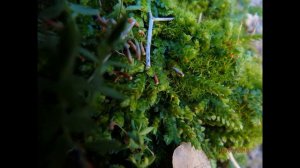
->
172, 142, 211, 168
153, 74, 159, 85
128, 40, 137, 51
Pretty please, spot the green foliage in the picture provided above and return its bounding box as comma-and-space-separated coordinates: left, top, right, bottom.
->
38, 0, 262, 167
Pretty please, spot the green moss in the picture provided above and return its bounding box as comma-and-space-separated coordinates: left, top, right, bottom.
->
38, 0, 262, 167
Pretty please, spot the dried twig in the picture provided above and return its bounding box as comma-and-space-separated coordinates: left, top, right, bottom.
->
145, 11, 174, 69
172, 67, 184, 77
237, 22, 243, 43
153, 74, 159, 85
152, 17, 174, 21
145, 12, 154, 70
121, 18, 136, 39
114, 50, 126, 56
127, 40, 137, 51
198, 13, 202, 23
102, 53, 112, 64
228, 152, 241, 168
98, 0, 102, 7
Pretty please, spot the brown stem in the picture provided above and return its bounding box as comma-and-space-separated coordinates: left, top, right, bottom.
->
140, 42, 146, 56
125, 44, 133, 64
134, 40, 141, 61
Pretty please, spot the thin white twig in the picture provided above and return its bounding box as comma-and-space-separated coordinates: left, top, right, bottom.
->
98, 0, 102, 7
145, 12, 154, 69
251, 14, 259, 35
145, 11, 174, 70
102, 53, 112, 64
153, 17, 174, 21
172, 67, 184, 77
228, 152, 241, 168
121, 19, 136, 40
114, 50, 125, 56
237, 22, 243, 43
198, 13, 202, 23
146, 146, 155, 156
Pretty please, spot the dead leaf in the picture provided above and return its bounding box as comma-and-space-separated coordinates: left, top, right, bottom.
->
172, 142, 211, 168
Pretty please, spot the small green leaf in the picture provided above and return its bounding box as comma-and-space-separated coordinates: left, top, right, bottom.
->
144, 136, 152, 142
239, 124, 244, 130
129, 139, 140, 149
210, 159, 217, 168
148, 155, 156, 166
131, 120, 136, 130
129, 155, 137, 165
164, 135, 172, 145
222, 118, 226, 124
201, 127, 205, 131
146, 68, 155, 76
222, 136, 227, 142
120, 99, 130, 107
140, 127, 154, 135
231, 122, 235, 127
